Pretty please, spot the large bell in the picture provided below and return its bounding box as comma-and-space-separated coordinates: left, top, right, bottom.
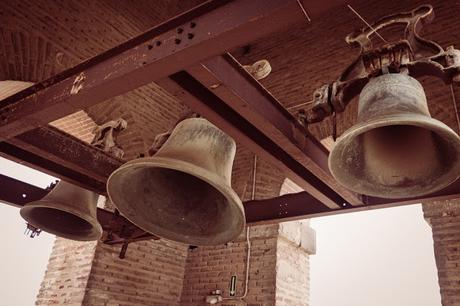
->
329, 73, 460, 198
107, 118, 245, 245
20, 181, 102, 241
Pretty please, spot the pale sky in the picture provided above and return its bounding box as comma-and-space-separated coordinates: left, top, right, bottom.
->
310, 205, 441, 306
0, 157, 442, 305
0, 157, 55, 306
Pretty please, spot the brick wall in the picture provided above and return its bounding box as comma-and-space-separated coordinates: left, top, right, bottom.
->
180, 177, 314, 306
36, 240, 97, 305
180, 222, 314, 306
82, 240, 189, 305
50, 111, 97, 144
423, 200, 460, 306
276, 222, 311, 305
181, 225, 279, 306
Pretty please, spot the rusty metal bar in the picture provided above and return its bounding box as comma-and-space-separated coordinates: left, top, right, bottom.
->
0, 126, 123, 194
5, 169, 460, 226
363, 179, 460, 206
245, 179, 460, 224
0, 174, 48, 208
182, 54, 362, 208
0, 174, 156, 245
0, 0, 347, 141
160, 72, 347, 209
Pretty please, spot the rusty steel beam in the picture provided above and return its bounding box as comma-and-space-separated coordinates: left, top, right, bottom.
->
4, 166, 460, 227
0, 174, 48, 207
181, 54, 362, 208
0, 126, 123, 194
363, 179, 460, 206
160, 72, 347, 209
0, 174, 156, 245
0, 0, 347, 141
245, 179, 460, 224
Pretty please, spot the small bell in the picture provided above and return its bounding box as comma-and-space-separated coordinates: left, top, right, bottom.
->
20, 181, 102, 241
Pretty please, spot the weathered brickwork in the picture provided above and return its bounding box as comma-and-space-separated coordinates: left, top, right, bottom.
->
180, 221, 313, 306
36, 239, 97, 305
82, 240, 189, 305
181, 225, 280, 306
6, 0, 457, 305
276, 222, 311, 306
180, 179, 313, 306
50, 111, 98, 144
423, 201, 460, 306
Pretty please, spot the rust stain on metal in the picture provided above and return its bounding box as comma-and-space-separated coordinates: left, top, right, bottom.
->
70, 72, 86, 95
302, 4, 460, 125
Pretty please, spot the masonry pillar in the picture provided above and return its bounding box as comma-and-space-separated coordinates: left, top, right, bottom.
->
35, 239, 98, 305
179, 221, 315, 306
180, 160, 316, 305
423, 200, 460, 306
34, 117, 315, 306
35, 111, 191, 305
276, 221, 315, 305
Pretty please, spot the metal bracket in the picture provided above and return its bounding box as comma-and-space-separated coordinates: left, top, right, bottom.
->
301, 4, 460, 125
99, 208, 158, 247
91, 118, 127, 159
148, 111, 199, 156
24, 223, 41, 238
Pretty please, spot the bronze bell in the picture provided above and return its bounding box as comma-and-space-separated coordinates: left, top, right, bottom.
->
20, 181, 103, 241
329, 73, 460, 198
107, 118, 245, 246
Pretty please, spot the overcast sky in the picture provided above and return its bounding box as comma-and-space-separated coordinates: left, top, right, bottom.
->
0, 157, 55, 306
0, 157, 442, 305
310, 205, 441, 306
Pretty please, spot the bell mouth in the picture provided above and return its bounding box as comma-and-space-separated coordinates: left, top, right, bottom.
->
329, 113, 460, 198
107, 157, 245, 246
20, 203, 102, 241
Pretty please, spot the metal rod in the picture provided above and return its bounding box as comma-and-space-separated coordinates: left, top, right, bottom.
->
222, 155, 256, 301
347, 4, 388, 43
296, 0, 312, 22
450, 84, 460, 134
251, 154, 257, 201
3, 171, 460, 225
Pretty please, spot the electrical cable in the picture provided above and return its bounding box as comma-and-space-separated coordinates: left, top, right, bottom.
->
222, 154, 256, 300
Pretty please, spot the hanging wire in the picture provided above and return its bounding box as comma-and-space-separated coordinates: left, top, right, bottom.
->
223, 155, 256, 301
286, 99, 315, 110
296, 0, 312, 22
251, 154, 257, 201
450, 84, 460, 134
347, 4, 388, 44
